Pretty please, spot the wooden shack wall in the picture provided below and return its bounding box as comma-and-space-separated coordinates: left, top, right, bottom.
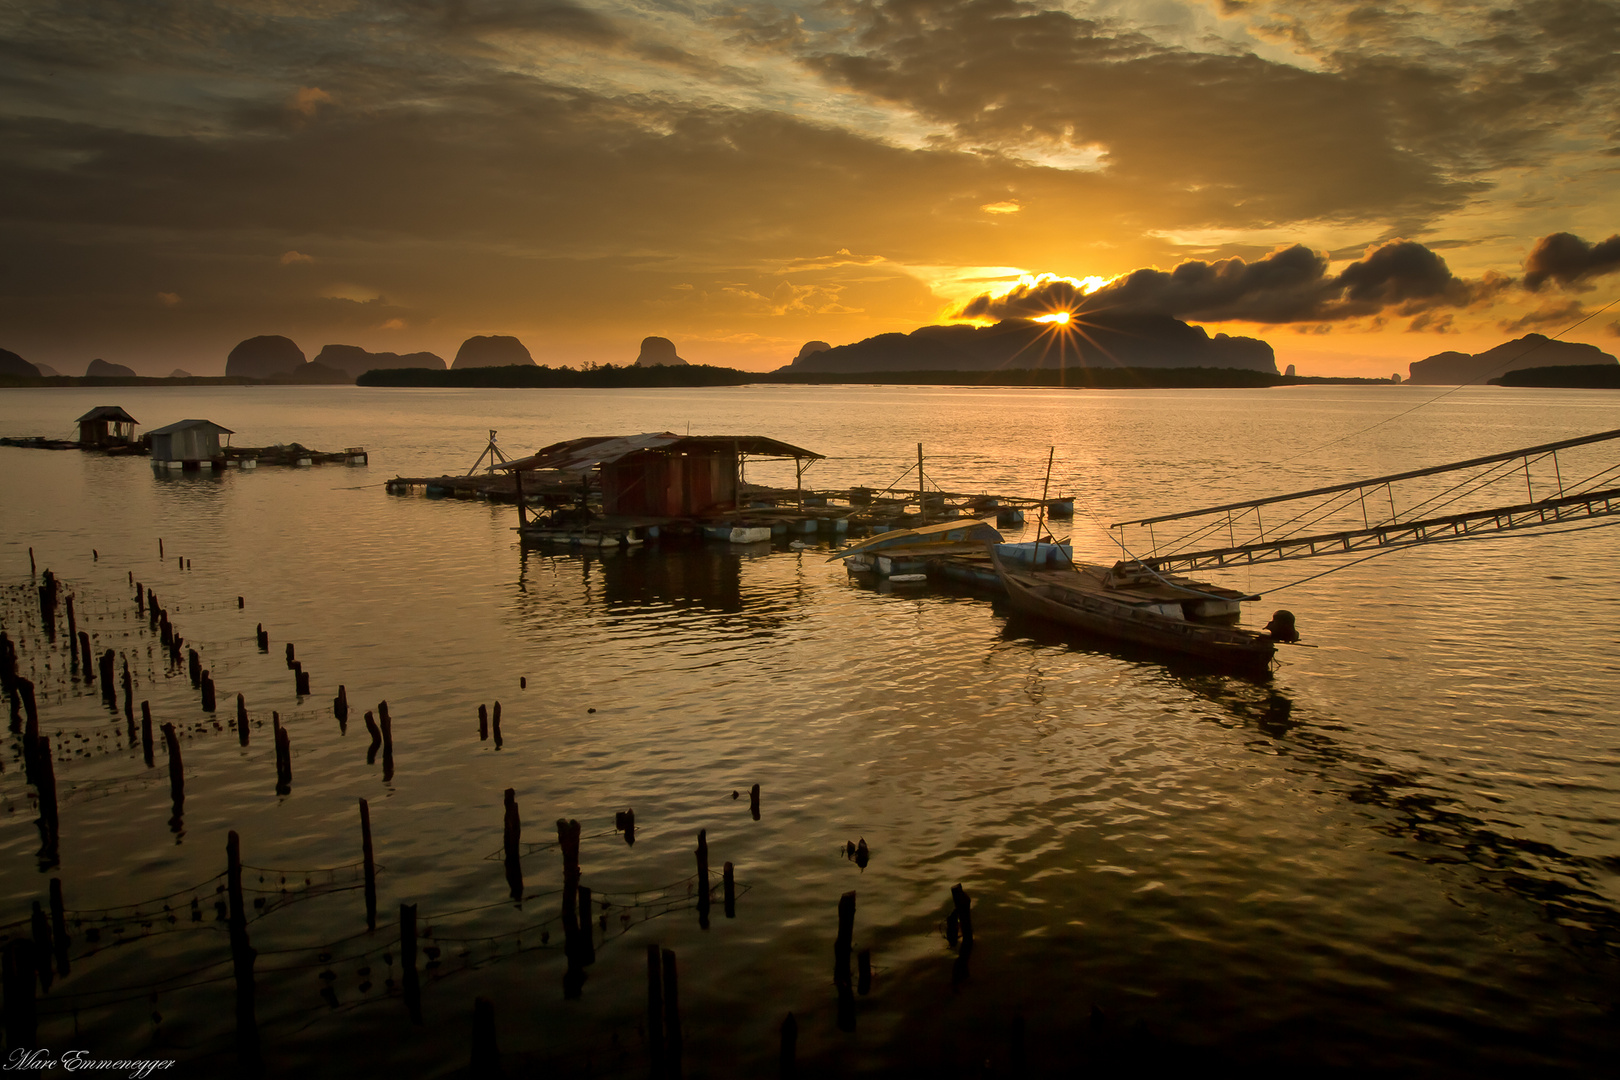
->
602, 450, 736, 516
152, 428, 220, 461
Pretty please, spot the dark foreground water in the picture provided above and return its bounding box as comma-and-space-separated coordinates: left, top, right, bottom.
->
1, 384, 1618, 1076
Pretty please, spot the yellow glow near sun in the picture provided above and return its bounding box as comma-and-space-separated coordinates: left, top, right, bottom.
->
1033, 311, 1071, 324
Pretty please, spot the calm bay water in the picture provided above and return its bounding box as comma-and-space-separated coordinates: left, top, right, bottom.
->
1, 384, 1618, 1075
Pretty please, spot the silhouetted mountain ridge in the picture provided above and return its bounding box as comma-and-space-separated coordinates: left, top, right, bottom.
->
780, 314, 1277, 373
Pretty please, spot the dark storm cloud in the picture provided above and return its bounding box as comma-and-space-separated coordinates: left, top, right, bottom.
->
800, 0, 1470, 227
1523, 232, 1620, 290
957, 240, 1506, 324
800, 0, 1620, 230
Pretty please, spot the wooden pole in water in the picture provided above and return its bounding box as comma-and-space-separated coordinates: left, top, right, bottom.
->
226, 831, 260, 1073
285, 643, 296, 670
834, 891, 856, 987
359, 799, 376, 930
377, 701, 393, 757
479, 704, 488, 741
200, 670, 215, 712
121, 658, 133, 723
65, 596, 77, 662
79, 631, 92, 678
20, 679, 39, 777
35, 736, 59, 851
951, 884, 973, 947
274, 715, 291, 793
695, 830, 710, 919
363, 710, 381, 759
723, 861, 735, 919
141, 701, 154, 767
750, 783, 760, 820
503, 789, 523, 900
917, 442, 925, 522
491, 701, 502, 747
161, 723, 183, 805
400, 902, 422, 1024
333, 685, 348, 726
49, 879, 69, 978
256, 625, 268, 651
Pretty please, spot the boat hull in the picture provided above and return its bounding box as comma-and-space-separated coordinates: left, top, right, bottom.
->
993, 552, 1275, 672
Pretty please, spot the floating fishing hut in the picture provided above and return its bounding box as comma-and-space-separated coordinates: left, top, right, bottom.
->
74, 406, 139, 449
148, 419, 235, 471
497, 433, 825, 545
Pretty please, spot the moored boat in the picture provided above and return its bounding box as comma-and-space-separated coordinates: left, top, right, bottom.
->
991, 547, 1289, 672
830, 518, 1004, 575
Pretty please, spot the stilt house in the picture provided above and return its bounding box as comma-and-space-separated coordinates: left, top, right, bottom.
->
499, 433, 823, 515
75, 406, 138, 447
148, 419, 234, 466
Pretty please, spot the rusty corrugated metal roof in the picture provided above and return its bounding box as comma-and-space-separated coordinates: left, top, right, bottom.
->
498, 433, 822, 472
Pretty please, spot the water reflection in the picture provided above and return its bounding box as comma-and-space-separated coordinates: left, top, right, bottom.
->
513, 543, 815, 638
995, 608, 1620, 956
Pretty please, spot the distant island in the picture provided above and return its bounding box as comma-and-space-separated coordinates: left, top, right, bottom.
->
1492, 364, 1620, 388
357, 364, 1393, 390
1409, 334, 1617, 384
782, 313, 1278, 374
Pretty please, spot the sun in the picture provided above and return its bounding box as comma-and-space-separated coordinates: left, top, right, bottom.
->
1032, 311, 1072, 325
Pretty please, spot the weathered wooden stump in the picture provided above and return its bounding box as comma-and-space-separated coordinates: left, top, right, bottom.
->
141, 701, 154, 768
359, 799, 377, 930
503, 788, 523, 901
161, 723, 183, 806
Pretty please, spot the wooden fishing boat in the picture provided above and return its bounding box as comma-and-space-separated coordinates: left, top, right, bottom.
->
991, 547, 1286, 671
830, 518, 1004, 577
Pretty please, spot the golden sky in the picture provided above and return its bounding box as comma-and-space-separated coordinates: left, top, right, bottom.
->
2, 0, 1618, 376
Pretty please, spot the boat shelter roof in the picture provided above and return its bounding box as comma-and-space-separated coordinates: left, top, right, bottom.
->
146, 419, 235, 437
498, 432, 823, 473
76, 405, 138, 424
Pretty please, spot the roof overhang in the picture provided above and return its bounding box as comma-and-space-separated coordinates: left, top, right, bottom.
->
499, 433, 823, 473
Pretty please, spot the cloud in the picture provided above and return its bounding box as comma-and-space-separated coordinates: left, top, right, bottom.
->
1499, 299, 1588, 333
1523, 232, 1620, 291
156, 291, 180, 306
280, 250, 315, 265
956, 240, 1505, 324
980, 200, 1020, 215
290, 87, 331, 117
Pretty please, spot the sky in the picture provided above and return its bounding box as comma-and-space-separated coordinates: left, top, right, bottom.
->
2, 0, 1618, 376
